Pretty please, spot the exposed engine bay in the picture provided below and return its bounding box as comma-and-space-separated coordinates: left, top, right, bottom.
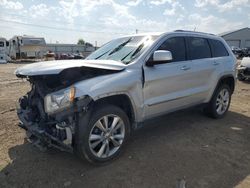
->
17, 66, 120, 152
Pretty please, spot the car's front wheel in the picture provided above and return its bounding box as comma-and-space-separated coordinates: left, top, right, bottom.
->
76, 104, 130, 164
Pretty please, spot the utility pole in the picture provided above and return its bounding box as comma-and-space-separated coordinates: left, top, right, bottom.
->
136, 29, 138, 34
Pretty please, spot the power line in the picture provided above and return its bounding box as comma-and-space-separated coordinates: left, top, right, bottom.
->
0, 18, 129, 35
1, 12, 105, 30
1, 12, 156, 33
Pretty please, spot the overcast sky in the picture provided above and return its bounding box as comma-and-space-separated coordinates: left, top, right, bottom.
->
0, 0, 250, 45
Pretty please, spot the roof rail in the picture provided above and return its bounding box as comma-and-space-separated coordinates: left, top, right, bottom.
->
174, 30, 215, 36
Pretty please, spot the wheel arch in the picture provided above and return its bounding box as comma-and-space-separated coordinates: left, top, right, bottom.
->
217, 75, 235, 94
210, 74, 235, 102
91, 93, 136, 128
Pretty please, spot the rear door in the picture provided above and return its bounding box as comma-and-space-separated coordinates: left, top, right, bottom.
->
143, 37, 195, 119
186, 37, 224, 103
207, 39, 230, 97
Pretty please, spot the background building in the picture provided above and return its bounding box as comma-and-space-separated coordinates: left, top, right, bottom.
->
219, 27, 250, 48
46, 43, 95, 57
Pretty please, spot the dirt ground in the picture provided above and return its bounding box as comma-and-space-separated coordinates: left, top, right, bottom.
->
0, 63, 250, 188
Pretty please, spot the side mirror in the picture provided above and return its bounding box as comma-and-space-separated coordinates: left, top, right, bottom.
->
146, 50, 173, 66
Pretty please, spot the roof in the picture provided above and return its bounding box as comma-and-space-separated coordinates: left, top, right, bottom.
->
119, 30, 217, 39
22, 37, 46, 46
219, 27, 250, 37
174, 30, 215, 36
10, 35, 46, 46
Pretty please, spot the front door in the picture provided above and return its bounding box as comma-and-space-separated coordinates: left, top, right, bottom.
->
143, 37, 196, 119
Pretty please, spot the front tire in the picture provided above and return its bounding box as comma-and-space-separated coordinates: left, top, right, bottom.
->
76, 104, 130, 164
205, 84, 231, 119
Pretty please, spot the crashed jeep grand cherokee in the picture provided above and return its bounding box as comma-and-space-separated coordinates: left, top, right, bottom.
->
15, 32, 236, 163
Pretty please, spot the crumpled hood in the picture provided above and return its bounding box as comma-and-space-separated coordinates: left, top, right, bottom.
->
241, 57, 250, 68
15, 59, 126, 76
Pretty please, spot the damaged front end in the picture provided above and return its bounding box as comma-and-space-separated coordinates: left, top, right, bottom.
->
15, 59, 125, 153
15, 67, 103, 152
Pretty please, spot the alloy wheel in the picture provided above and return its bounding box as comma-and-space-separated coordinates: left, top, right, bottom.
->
88, 114, 125, 159
216, 88, 230, 115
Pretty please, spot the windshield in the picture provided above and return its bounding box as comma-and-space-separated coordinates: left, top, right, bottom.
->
86, 35, 159, 64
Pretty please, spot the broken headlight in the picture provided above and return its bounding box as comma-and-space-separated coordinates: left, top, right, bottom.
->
44, 87, 75, 114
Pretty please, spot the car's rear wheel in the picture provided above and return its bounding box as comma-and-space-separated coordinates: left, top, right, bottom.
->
205, 84, 231, 119
76, 104, 130, 164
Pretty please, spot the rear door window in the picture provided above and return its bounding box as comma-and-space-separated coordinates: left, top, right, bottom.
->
209, 39, 229, 57
157, 37, 186, 62
187, 37, 211, 60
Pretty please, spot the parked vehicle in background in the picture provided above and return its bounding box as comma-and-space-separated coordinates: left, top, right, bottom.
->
15, 31, 236, 164
58, 53, 69, 60
0, 37, 10, 64
45, 51, 55, 61
231, 46, 250, 58
242, 47, 250, 57
73, 51, 84, 59
56, 52, 85, 60
67, 53, 74, 59
237, 57, 250, 81
231, 46, 243, 58
56, 53, 74, 60
9, 35, 46, 59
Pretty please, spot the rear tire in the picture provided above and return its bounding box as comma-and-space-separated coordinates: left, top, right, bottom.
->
76, 104, 130, 164
204, 84, 231, 119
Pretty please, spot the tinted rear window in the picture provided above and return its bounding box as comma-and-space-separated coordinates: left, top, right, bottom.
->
158, 37, 186, 62
209, 39, 229, 57
187, 37, 211, 60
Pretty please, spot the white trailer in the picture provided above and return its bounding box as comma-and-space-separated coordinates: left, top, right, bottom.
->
0, 37, 10, 64
9, 35, 46, 59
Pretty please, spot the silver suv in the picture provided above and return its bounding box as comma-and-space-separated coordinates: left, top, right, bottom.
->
16, 31, 236, 163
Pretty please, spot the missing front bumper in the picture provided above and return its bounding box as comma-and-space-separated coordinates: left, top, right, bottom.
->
17, 108, 73, 153
16, 95, 92, 153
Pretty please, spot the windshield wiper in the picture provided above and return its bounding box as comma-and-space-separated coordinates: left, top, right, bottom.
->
108, 38, 132, 56
131, 43, 144, 58
94, 50, 110, 59
121, 43, 144, 64
121, 51, 133, 62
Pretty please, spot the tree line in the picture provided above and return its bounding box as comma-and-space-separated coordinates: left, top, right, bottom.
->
77, 39, 94, 47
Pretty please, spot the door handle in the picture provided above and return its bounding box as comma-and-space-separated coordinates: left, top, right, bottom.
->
213, 61, 219, 65
181, 66, 191, 71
